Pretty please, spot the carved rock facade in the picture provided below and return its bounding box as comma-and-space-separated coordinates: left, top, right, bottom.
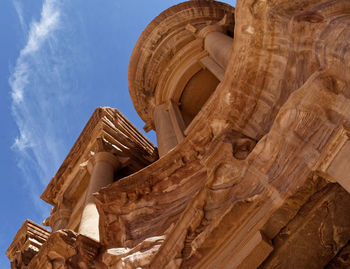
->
7, 0, 350, 268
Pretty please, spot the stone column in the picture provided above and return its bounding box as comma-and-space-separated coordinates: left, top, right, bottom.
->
154, 104, 178, 157
168, 100, 186, 143
204, 31, 233, 70
78, 152, 120, 241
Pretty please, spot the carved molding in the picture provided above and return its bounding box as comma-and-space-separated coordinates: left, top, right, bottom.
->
6, 220, 51, 269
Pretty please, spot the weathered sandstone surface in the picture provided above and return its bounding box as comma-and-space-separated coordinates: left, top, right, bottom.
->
7, 0, 350, 268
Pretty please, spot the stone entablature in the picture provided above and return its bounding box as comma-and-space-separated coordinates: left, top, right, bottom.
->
26, 229, 101, 269
41, 107, 158, 232
6, 220, 51, 268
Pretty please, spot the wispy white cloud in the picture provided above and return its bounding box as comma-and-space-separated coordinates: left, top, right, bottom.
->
22, 0, 60, 55
10, 0, 60, 104
10, 0, 65, 218
13, 0, 26, 32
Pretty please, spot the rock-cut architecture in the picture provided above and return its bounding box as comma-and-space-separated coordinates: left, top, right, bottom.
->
6, 0, 350, 268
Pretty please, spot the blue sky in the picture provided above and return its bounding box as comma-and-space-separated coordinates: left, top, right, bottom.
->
0, 0, 235, 266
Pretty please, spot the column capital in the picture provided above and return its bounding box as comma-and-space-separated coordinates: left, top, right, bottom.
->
197, 15, 229, 38
87, 151, 120, 174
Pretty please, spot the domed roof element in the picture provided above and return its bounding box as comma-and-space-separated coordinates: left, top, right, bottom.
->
128, 1, 235, 130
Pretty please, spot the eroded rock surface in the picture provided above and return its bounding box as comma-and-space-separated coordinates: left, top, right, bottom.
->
7, 0, 350, 268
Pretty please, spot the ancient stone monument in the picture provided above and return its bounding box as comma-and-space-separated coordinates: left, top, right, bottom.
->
7, 0, 350, 268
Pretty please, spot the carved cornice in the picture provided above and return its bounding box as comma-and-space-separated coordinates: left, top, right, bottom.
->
41, 107, 158, 206
6, 220, 51, 268
27, 230, 101, 269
